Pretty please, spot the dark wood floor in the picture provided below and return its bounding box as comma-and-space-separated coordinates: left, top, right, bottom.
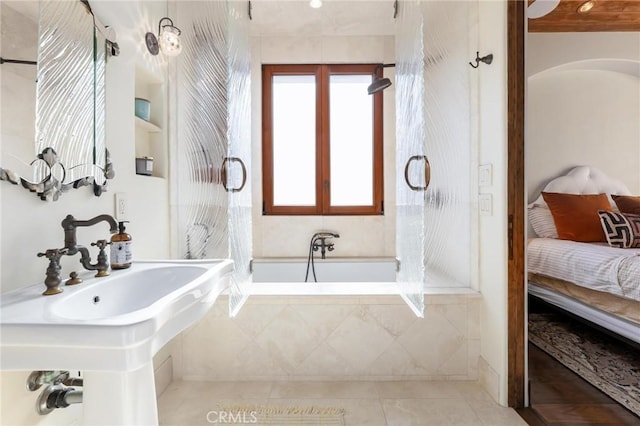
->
517, 296, 640, 425
518, 342, 640, 425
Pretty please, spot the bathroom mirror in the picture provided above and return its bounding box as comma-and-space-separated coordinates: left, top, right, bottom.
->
0, 0, 117, 201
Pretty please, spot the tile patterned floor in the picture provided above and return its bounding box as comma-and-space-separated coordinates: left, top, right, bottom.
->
158, 380, 527, 425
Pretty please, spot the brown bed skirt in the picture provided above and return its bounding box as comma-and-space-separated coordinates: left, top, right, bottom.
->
528, 273, 640, 325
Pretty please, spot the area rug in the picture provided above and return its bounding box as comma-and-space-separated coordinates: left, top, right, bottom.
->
529, 312, 640, 416
217, 405, 345, 425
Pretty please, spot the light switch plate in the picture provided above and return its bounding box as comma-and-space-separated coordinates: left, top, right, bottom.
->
115, 192, 128, 221
479, 193, 493, 216
479, 164, 493, 187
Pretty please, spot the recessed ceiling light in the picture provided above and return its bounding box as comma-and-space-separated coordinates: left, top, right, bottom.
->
577, 0, 596, 13
310, 0, 322, 8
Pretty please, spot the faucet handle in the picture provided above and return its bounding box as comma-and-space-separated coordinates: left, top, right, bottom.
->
91, 240, 109, 250
90, 240, 110, 278
37, 248, 68, 296
37, 248, 68, 260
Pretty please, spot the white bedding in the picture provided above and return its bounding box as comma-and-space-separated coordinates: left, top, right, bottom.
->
528, 238, 640, 302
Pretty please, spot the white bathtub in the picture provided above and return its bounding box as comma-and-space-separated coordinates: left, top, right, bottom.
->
250, 257, 399, 295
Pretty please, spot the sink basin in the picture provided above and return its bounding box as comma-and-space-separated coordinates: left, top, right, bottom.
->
1, 259, 232, 425
0, 259, 233, 372
52, 266, 214, 321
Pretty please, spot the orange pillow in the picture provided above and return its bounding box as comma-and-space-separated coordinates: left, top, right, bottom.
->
542, 192, 612, 242
612, 195, 640, 215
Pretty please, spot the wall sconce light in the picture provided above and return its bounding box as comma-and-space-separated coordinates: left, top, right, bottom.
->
145, 17, 182, 56
309, 0, 322, 8
367, 63, 396, 95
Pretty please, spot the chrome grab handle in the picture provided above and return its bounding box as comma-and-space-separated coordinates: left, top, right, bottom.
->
403, 155, 431, 191
221, 157, 247, 193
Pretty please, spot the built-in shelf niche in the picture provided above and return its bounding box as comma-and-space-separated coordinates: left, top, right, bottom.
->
134, 66, 166, 178
135, 116, 161, 133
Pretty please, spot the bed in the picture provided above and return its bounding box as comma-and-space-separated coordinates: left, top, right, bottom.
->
527, 166, 640, 344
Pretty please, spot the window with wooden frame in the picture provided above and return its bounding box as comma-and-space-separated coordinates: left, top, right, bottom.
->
262, 63, 384, 215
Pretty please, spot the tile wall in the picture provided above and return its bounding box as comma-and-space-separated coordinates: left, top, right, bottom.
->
172, 294, 481, 381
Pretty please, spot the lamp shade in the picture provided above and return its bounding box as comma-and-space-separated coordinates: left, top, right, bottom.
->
159, 26, 182, 56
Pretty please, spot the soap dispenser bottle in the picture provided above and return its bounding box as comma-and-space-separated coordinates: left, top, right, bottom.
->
110, 221, 132, 269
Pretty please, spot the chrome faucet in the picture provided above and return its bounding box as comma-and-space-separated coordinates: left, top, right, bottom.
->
61, 214, 118, 275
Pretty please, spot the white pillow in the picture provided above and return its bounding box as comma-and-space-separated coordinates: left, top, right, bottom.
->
528, 204, 558, 238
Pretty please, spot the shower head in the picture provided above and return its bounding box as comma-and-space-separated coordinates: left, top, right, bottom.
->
367, 63, 395, 95
367, 77, 392, 95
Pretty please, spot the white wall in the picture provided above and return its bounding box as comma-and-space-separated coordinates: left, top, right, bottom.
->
250, 35, 396, 259
526, 32, 640, 201
0, 0, 171, 291
0, 1, 171, 424
527, 32, 640, 77
476, 0, 509, 406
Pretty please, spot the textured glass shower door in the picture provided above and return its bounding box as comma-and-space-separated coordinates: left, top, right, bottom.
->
226, 2, 252, 316
395, 1, 426, 317
175, 1, 252, 316
421, 1, 474, 290
396, 0, 476, 317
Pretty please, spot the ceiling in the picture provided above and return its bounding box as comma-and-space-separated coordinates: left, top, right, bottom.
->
251, 0, 640, 35
248, 1, 395, 36
528, 0, 640, 32
4, 1, 395, 38
6, 0, 639, 36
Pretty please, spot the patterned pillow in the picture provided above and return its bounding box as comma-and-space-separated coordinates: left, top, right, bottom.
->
598, 210, 640, 249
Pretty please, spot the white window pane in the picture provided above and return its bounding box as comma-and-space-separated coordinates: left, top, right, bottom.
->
272, 75, 316, 206
329, 74, 373, 206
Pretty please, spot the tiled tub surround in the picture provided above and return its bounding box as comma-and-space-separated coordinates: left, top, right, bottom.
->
172, 294, 481, 381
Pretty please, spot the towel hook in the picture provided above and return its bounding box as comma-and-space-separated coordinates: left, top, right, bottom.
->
469, 51, 493, 69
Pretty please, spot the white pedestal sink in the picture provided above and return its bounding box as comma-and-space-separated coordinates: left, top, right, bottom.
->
0, 259, 233, 425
